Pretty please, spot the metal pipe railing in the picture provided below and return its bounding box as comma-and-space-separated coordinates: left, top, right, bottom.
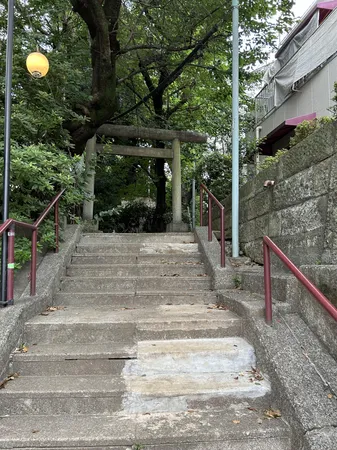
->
263, 236, 337, 325
200, 184, 225, 267
0, 190, 65, 305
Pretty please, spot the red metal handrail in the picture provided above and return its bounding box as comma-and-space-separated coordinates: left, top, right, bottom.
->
263, 236, 337, 325
0, 189, 65, 305
200, 184, 225, 267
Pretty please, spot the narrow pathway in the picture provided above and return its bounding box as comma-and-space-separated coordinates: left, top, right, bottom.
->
0, 233, 291, 449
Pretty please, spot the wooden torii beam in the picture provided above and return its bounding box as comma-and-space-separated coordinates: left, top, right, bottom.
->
96, 144, 173, 159
96, 124, 207, 143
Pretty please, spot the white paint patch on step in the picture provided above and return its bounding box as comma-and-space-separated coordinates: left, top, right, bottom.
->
140, 243, 199, 254
122, 338, 270, 413
123, 338, 256, 375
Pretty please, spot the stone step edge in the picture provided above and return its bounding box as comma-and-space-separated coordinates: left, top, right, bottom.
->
0, 372, 271, 396
67, 264, 207, 269
60, 276, 210, 281
0, 409, 291, 448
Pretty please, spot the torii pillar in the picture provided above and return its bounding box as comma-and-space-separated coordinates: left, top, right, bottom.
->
83, 135, 96, 221
167, 138, 188, 231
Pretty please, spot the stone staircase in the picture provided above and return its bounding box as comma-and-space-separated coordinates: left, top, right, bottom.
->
0, 232, 291, 449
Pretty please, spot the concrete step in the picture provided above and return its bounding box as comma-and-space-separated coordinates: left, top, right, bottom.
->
54, 291, 218, 307
122, 372, 271, 413
80, 232, 195, 244
0, 375, 125, 415
0, 374, 270, 416
240, 269, 298, 304
23, 305, 242, 344
0, 409, 291, 449
12, 343, 136, 376
59, 276, 211, 293
75, 242, 199, 255
124, 338, 257, 375
3, 335, 270, 416
66, 264, 208, 278
216, 289, 293, 320
71, 253, 203, 265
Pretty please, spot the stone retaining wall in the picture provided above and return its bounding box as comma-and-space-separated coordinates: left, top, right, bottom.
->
222, 121, 337, 267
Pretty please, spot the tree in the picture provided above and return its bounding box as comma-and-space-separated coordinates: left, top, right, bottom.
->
0, 0, 295, 230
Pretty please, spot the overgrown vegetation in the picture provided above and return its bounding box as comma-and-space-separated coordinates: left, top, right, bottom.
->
0, 143, 86, 267
258, 117, 335, 171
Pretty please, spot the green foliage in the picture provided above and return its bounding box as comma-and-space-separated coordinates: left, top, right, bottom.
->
94, 153, 155, 215
289, 117, 334, 147
258, 117, 335, 171
233, 275, 242, 289
331, 82, 337, 117
259, 149, 288, 171
95, 200, 156, 233
0, 143, 86, 266
195, 152, 232, 201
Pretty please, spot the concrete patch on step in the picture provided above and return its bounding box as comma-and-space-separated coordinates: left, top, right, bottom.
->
140, 243, 199, 254
123, 338, 256, 375
121, 338, 270, 413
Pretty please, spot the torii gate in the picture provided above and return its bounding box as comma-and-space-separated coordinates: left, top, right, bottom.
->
83, 125, 207, 231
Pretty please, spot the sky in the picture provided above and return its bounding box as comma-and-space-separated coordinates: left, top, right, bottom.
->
293, 0, 313, 17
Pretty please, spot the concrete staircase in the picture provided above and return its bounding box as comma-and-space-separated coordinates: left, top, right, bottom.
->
0, 232, 291, 449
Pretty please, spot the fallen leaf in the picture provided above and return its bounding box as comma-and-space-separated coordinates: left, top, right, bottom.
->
15, 344, 28, 353
264, 409, 281, 419
32, 430, 40, 434
250, 367, 264, 381
0, 372, 19, 389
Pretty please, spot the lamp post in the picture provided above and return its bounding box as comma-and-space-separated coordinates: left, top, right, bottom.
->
1, 0, 49, 306
1, 0, 15, 306
231, 0, 240, 258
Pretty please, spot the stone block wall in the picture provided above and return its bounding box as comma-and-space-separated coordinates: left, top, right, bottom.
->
222, 121, 337, 267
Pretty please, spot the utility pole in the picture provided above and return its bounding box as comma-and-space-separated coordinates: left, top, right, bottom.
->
1, 0, 15, 306
231, 0, 240, 257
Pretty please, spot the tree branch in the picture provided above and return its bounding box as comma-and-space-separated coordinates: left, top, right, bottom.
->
118, 42, 196, 55
110, 22, 220, 122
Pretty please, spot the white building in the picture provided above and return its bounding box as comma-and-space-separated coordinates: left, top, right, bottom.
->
255, 0, 337, 156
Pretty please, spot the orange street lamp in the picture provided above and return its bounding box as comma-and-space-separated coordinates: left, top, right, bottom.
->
26, 51, 49, 78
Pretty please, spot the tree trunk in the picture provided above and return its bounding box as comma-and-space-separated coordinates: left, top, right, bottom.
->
68, 0, 121, 154
151, 157, 166, 232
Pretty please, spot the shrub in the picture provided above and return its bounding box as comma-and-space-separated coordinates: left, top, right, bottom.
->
0, 143, 86, 267
96, 200, 156, 233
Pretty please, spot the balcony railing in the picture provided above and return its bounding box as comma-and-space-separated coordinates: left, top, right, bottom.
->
255, 79, 276, 124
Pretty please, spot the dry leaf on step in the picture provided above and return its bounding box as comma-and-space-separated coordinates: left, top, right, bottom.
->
264, 409, 281, 419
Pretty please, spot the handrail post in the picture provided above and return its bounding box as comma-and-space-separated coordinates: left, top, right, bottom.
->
220, 208, 225, 267
30, 229, 38, 296
55, 201, 59, 253
200, 186, 203, 226
263, 240, 272, 325
208, 196, 212, 241
6, 224, 15, 305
